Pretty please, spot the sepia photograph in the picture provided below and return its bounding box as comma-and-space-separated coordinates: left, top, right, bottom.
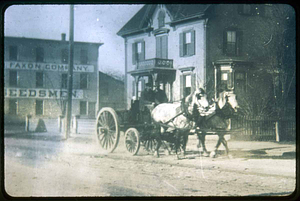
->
3, 3, 297, 198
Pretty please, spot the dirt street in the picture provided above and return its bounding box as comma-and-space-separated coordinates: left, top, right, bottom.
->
4, 132, 296, 197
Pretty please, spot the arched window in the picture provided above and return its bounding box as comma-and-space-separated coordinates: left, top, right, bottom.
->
158, 10, 165, 28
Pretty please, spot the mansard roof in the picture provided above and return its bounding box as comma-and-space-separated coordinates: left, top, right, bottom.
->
117, 4, 212, 37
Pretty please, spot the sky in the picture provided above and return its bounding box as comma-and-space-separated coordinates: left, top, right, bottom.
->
4, 4, 144, 75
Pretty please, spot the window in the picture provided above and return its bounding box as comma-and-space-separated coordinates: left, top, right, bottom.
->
9, 46, 18, 61
158, 10, 165, 28
180, 30, 195, 57
156, 36, 168, 59
61, 73, 68, 89
36, 72, 44, 88
80, 101, 87, 115
36, 100, 43, 115
80, 49, 88, 64
9, 99, 17, 115
132, 41, 145, 65
61, 49, 68, 63
238, 5, 265, 16
180, 73, 195, 98
223, 30, 242, 56
36, 47, 44, 62
220, 67, 234, 91
9, 70, 18, 87
80, 74, 88, 89
238, 5, 253, 15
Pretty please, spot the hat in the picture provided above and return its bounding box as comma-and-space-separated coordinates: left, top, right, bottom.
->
195, 88, 205, 95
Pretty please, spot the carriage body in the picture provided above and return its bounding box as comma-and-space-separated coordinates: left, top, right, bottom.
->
95, 101, 161, 155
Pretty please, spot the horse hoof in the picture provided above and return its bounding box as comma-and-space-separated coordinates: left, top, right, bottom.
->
153, 151, 160, 158
210, 151, 217, 158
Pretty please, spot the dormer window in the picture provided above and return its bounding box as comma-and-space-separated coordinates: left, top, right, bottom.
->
158, 10, 165, 28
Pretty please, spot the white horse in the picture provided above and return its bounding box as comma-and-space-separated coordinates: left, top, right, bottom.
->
151, 90, 211, 158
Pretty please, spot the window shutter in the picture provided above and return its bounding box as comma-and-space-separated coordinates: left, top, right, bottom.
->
223, 30, 227, 55
189, 30, 195, 56
132, 80, 135, 97
141, 79, 146, 91
156, 37, 161, 58
162, 36, 168, 59
140, 41, 145, 61
179, 33, 184, 57
191, 73, 196, 93
132, 43, 136, 65
180, 75, 184, 99
237, 5, 243, 14
237, 30, 243, 56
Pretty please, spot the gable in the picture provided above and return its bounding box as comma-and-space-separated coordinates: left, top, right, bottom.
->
117, 4, 212, 37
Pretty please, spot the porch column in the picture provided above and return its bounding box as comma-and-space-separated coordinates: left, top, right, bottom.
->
170, 82, 173, 102
135, 76, 140, 100
214, 66, 218, 101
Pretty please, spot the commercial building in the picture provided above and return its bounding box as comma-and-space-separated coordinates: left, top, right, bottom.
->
4, 35, 102, 123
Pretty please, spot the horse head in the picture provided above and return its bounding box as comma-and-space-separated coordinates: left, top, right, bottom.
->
217, 91, 239, 117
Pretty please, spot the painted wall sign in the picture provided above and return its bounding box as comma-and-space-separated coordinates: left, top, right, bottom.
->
4, 62, 94, 73
4, 88, 83, 99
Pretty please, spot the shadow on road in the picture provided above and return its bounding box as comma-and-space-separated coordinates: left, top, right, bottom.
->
4, 132, 65, 142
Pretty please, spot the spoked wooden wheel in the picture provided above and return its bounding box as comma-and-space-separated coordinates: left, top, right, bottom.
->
143, 138, 157, 153
124, 128, 140, 155
95, 107, 120, 153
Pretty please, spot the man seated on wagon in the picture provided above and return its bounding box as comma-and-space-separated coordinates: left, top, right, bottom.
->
140, 83, 155, 122
154, 84, 168, 105
140, 83, 155, 104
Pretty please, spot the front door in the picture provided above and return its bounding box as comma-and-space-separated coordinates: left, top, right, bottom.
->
88, 102, 96, 118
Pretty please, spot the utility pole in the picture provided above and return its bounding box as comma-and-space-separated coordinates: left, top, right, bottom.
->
65, 4, 74, 139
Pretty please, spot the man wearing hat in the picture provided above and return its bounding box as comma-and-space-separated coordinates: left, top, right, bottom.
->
140, 83, 155, 105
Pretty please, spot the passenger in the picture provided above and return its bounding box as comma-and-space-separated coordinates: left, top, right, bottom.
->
154, 85, 168, 105
140, 83, 155, 105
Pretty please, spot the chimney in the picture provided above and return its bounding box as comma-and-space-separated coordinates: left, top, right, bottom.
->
61, 33, 66, 41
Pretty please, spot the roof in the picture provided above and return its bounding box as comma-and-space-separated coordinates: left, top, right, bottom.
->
4, 36, 103, 47
117, 4, 212, 37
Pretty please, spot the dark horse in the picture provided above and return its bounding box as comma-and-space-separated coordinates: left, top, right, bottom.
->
196, 91, 239, 158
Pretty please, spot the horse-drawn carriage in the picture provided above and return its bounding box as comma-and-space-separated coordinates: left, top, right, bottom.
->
95, 60, 240, 158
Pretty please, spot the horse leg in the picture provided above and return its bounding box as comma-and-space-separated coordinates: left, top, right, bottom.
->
210, 134, 223, 158
182, 134, 189, 156
154, 134, 162, 158
197, 132, 209, 157
221, 136, 229, 156
162, 141, 171, 155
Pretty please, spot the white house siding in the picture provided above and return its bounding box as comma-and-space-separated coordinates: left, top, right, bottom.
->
124, 6, 206, 107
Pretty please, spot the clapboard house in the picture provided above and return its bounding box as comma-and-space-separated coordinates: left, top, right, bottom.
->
117, 4, 295, 116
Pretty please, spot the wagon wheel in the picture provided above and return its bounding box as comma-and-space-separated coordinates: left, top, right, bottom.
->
95, 107, 120, 153
143, 138, 158, 153
124, 128, 140, 155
